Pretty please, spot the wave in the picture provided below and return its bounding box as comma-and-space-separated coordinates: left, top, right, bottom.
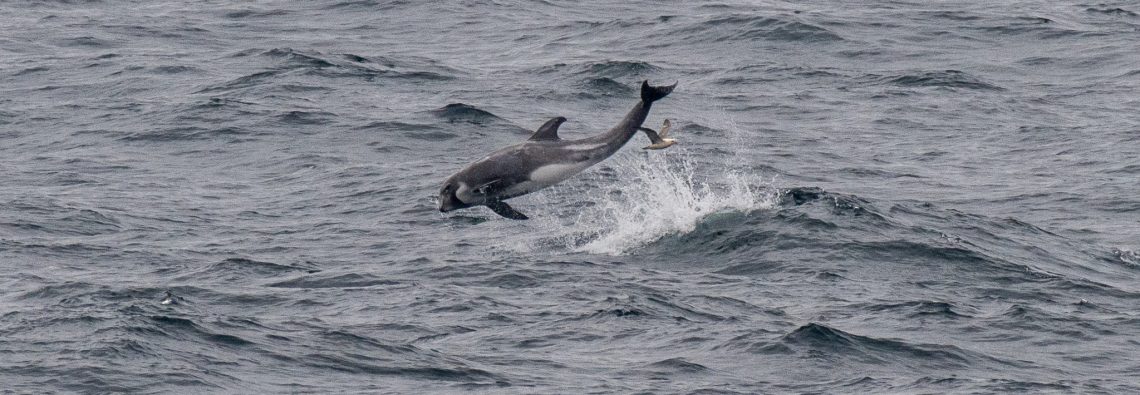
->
735, 323, 1019, 371
174, 258, 319, 283
357, 120, 461, 143
567, 290, 733, 324
623, 357, 711, 381
119, 126, 252, 142
222, 8, 290, 19
1086, 7, 1138, 17
1, 198, 122, 237
267, 272, 403, 289
665, 14, 844, 44
56, 36, 115, 48
972, 16, 1108, 39
149, 65, 202, 75
576, 60, 660, 78
195, 48, 455, 94
275, 110, 336, 126
430, 103, 503, 124
576, 77, 636, 97
528, 60, 663, 96
480, 139, 1137, 303
424, 103, 530, 137
881, 70, 1005, 91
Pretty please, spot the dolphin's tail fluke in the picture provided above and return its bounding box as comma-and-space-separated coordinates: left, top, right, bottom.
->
640, 80, 677, 103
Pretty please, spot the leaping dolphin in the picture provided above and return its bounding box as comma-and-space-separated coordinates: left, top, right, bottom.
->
438, 80, 677, 220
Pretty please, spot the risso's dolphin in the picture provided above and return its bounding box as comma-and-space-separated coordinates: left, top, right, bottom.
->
438, 80, 676, 220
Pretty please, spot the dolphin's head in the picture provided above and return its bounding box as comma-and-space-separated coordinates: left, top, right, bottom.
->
438, 177, 472, 213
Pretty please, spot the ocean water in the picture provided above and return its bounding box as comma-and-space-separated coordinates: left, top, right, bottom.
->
2, 0, 1139, 393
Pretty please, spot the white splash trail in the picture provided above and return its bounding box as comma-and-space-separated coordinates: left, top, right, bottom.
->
493, 143, 777, 256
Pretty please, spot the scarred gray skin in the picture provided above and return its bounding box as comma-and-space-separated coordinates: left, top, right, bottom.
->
438, 80, 676, 219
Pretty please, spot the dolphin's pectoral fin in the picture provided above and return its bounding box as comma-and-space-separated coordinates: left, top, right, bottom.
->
475, 179, 501, 196
528, 116, 567, 141
486, 200, 529, 220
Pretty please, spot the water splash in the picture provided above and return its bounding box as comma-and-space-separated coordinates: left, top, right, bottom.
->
504, 145, 777, 256
1114, 248, 1139, 266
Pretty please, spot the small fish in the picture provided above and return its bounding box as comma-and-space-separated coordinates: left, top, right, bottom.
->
639, 119, 676, 150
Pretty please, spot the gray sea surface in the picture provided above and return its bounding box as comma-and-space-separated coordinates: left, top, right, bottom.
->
2, 1, 1139, 393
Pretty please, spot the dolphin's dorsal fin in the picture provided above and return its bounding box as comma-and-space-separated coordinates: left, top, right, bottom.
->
528, 116, 567, 141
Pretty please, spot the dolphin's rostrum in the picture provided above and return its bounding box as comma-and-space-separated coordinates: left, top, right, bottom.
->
438, 80, 677, 219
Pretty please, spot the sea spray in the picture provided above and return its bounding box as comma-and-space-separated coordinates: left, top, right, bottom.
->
495, 145, 778, 256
